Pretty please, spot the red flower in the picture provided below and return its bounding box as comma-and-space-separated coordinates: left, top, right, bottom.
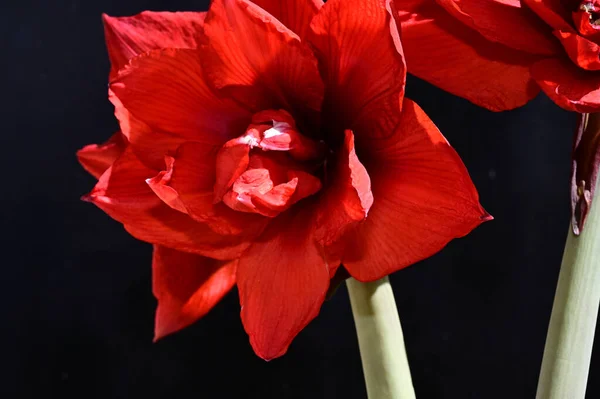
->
78, 0, 489, 360
397, 0, 600, 112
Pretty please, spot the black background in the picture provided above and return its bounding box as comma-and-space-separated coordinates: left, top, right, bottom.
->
4, 0, 598, 398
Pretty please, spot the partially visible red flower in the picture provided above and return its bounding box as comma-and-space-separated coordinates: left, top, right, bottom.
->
78, 0, 489, 360
397, 0, 600, 112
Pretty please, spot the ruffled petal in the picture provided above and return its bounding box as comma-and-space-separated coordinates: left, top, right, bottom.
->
237, 204, 329, 360
554, 30, 600, 71
110, 48, 251, 152
103, 11, 206, 79
148, 142, 269, 236
531, 57, 600, 112
398, 0, 541, 111
83, 148, 253, 259
110, 90, 184, 170
341, 99, 489, 281
153, 245, 237, 340
522, 0, 576, 32
250, 0, 322, 39
435, 0, 560, 55
309, 0, 406, 137
201, 0, 324, 126
77, 131, 128, 179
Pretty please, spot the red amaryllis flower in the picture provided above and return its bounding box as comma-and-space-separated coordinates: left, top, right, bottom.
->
78, 0, 489, 360
397, 0, 600, 113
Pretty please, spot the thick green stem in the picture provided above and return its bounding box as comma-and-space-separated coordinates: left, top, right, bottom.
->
347, 277, 416, 399
536, 172, 600, 398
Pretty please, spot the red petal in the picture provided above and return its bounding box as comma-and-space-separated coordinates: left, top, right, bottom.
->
237, 204, 329, 360
573, 9, 600, 41
77, 131, 128, 179
201, 0, 324, 124
342, 99, 490, 281
554, 30, 600, 71
398, 0, 540, 111
103, 12, 206, 79
109, 90, 184, 170
110, 48, 250, 150
435, 0, 559, 55
213, 140, 251, 203
84, 148, 253, 259
146, 156, 189, 214
531, 57, 600, 112
522, 0, 576, 32
250, 0, 322, 39
149, 142, 269, 236
309, 0, 406, 136
153, 245, 237, 340
315, 130, 373, 254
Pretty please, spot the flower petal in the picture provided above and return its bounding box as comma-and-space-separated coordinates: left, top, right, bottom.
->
250, 0, 323, 39
153, 245, 237, 340
315, 130, 373, 270
147, 142, 268, 236
110, 48, 250, 150
531, 57, 600, 112
83, 148, 252, 259
103, 11, 206, 79
77, 131, 128, 179
398, 0, 541, 111
342, 99, 490, 281
554, 30, 600, 71
435, 0, 560, 55
237, 204, 329, 360
201, 0, 324, 126
522, 0, 575, 32
110, 90, 184, 170
309, 0, 406, 137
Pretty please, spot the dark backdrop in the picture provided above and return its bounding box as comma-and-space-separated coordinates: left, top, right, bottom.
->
3, 0, 598, 398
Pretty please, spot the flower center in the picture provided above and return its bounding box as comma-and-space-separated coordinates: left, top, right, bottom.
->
213, 110, 324, 217
576, 2, 600, 31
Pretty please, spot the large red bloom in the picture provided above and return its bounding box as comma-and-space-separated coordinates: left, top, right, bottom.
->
78, 0, 489, 360
397, 0, 600, 112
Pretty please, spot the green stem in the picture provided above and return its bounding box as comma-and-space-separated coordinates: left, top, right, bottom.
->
536, 172, 600, 398
347, 277, 416, 399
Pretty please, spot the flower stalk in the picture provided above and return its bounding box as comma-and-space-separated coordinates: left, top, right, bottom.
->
347, 277, 416, 399
536, 114, 600, 398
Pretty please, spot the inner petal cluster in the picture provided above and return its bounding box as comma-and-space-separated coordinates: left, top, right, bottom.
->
574, 2, 600, 39
213, 110, 324, 217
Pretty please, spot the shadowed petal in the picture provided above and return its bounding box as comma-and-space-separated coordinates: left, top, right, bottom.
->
153, 245, 237, 340
201, 0, 324, 126
309, 0, 406, 138
555, 30, 600, 71
531, 57, 600, 112
435, 0, 559, 55
398, 0, 540, 111
315, 130, 373, 273
522, 0, 575, 31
